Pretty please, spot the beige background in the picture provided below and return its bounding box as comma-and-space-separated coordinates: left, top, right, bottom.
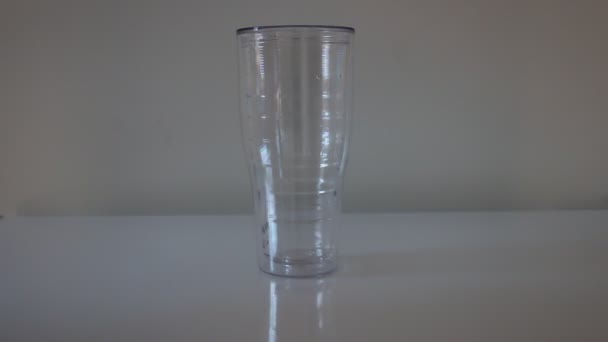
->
1, 0, 607, 216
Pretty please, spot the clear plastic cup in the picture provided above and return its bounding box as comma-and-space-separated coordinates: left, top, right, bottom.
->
237, 25, 354, 277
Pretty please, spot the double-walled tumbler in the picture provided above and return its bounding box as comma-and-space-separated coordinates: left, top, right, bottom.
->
237, 25, 354, 277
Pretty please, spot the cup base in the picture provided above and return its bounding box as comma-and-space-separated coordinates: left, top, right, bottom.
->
258, 250, 337, 277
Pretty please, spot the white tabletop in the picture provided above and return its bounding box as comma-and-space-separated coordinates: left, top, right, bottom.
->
2, 211, 607, 341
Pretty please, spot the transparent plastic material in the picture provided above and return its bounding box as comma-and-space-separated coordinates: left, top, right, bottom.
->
237, 26, 354, 277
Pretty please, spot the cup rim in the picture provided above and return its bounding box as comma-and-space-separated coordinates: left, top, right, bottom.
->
236, 25, 355, 34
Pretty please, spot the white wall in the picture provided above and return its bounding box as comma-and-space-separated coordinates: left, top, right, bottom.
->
1, 0, 607, 216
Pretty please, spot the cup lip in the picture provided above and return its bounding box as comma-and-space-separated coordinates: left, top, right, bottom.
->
236, 25, 355, 34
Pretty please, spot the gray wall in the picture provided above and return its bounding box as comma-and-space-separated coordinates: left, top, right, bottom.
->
1, 0, 607, 216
